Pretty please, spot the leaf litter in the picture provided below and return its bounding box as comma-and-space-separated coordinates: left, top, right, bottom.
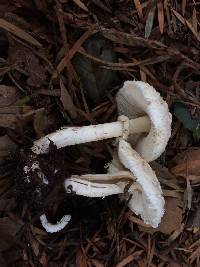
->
0, 1, 199, 266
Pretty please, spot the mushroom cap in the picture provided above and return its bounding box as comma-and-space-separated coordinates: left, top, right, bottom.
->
118, 139, 164, 228
117, 81, 172, 162
64, 177, 124, 197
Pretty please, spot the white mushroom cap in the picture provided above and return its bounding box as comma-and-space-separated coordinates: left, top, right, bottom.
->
117, 81, 172, 162
118, 139, 164, 227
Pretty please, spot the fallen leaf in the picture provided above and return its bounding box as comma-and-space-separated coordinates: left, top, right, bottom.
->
155, 197, 182, 234
133, 0, 143, 20
174, 102, 200, 141
0, 85, 19, 107
73, 0, 89, 12
0, 217, 22, 252
76, 249, 87, 267
0, 18, 41, 47
0, 135, 17, 158
116, 250, 143, 267
60, 78, 77, 119
8, 42, 46, 88
0, 114, 17, 129
171, 149, 200, 180
157, 1, 164, 34
185, 19, 200, 42
145, 0, 156, 38
140, 197, 182, 235
72, 35, 117, 103
90, 259, 104, 267
33, 109, 48, 138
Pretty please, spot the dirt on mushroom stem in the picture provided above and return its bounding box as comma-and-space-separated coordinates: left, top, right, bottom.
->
14, 140, 118, 224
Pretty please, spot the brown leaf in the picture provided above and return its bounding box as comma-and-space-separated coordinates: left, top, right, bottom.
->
116, 250, 143, 267
9, 43, 46, 88
185, 19, 200, 42
139, 197, 182, 235
172, 9, 186, 26
76, 249, 88, 267
0, 114, 17, 129
182, 0, 187, 16
0, 217, 22, 252
60, 78, 77, 119
0, 86, 19, 107
90, 259, 104, 267
0, 135, 17, 158
192, 8, 197, 32
133, 0, 143, 20
157, 1, 164, 34
159, 198, 182, 235
0, 18, 41, 47
33, 109, 48, 138
171, 149, 200, 182
73, 0, 88, 12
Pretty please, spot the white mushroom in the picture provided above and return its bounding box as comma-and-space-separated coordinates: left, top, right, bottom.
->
29, 81, 172, 231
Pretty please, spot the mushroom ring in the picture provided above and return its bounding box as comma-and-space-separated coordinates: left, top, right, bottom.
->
32, 81, 172, 232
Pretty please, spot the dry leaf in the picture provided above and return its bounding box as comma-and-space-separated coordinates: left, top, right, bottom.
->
157, 1, 164, 34
33, 109, 48, 138
116, 250, 143, 267
133, 0, 143, 20
8, 43, 46, 87
139, 197, 182, 235
157, 197, 182, 234
0, 114, 17, 129
172, 9, 186, 26
0, 85, 19, 107
60, 78, 77, 119
0, 135, 17, 158
171, 149, 200, 183
73, 0, 89, 12
192, 8, 197, 32
76, 249, 88, 267
185, 19, 200, 42
182, 0, 187, 16
0, 18, 41, 47
90, 259, 104, 267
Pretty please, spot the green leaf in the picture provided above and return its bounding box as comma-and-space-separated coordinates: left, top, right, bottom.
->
72, 35, 117, 104
174, 102, 200, 141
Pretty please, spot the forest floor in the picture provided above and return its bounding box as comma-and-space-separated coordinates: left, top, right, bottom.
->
0, 0, 199, 266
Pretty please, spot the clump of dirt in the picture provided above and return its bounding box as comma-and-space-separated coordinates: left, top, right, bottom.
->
14, 141, 116, 227
15, 142, 70, 214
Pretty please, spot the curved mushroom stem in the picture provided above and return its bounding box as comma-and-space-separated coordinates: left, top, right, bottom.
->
32, 116, 150, 154
64, 172, 139, 198
40, 214, 71, 233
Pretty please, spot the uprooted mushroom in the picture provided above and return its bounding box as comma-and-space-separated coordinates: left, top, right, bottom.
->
29, 81, 172, 233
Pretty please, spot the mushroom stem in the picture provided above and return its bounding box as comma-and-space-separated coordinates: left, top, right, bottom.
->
32, 115, 150, 154
40, 214, 71, 233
